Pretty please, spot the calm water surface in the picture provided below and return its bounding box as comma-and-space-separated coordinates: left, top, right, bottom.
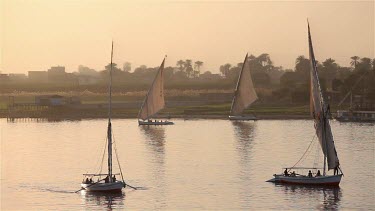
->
1, 119, 374, 210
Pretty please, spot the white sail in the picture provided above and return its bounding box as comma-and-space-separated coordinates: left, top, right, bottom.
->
308, 23, 339, 170
138, 58, 166, 120
230, 54, 258, 115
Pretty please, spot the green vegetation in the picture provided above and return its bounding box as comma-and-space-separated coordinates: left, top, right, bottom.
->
1, 54, 374, 119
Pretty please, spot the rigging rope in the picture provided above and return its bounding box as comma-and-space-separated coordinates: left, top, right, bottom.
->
112, 131, 126, 186
98, 136, 108, 178
289, 135, 316, 170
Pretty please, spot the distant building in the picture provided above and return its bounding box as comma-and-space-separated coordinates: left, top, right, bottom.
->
28, 71, 48, 82
48, 66, 66, 82
0, 74, 10, 82
35, 95, 65, 106
78, 75, 99, 85
9, 73, 27, 81
65, 96, 81, 105
35, 95, 81, 106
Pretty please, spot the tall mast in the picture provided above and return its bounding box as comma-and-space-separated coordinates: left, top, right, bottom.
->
322, 113, 327, 176
107, 41, 114, 182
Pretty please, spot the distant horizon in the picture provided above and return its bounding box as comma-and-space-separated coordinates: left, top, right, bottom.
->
1, 0, 374, 74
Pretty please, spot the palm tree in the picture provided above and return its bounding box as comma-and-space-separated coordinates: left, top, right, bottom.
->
184, 59, 193, 78
350, 56, 360, 69
220, 63, 231, 78
194, 61, 204, 78
295, 55, 306, 65
257, 53, 272, 67
295, 55, 310, 76
176, 60, 185, 72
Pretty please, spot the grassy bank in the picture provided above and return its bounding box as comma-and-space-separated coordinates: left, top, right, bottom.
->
1, 103, 317, 120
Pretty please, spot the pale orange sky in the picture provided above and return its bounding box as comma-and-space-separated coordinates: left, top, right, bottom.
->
1, 0, 374, 74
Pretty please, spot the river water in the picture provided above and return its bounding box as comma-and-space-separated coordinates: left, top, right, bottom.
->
1, 119, 374, 210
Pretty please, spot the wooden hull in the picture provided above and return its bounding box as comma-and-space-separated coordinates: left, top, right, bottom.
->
81, 181, 124, 192
267, 174, 342, 186
138, 120, 174, 125
228, 115, 258, 121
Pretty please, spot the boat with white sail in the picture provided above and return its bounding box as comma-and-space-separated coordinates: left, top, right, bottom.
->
267, 22, 343, 186
138, 57, 173, 125
229, 54, 258, 120
79, 42, 125, 192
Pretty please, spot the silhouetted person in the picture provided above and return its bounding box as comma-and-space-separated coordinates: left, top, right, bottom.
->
105, 176, 109, 183
89, 178, 93, 183
85, 178, 90, 184
334, 167, 338, 175
316, 170, 321, 177
284, 168, 289, 176
291, 171, 296, 177
308, 170, 312, 177
112, 175, 116, 182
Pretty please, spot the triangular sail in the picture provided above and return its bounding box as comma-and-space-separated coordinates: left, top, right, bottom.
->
138, 58, 166, 120
308, 23, 339, 170
230, 54, 258, 115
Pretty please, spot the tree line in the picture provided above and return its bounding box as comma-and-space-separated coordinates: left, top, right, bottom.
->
1, 54, 374, 105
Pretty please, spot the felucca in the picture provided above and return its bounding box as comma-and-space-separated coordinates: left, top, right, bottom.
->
79, 42, 125, 192
267, 22, 343, 186
138, 57, 173, 125
229, 54, 258, 120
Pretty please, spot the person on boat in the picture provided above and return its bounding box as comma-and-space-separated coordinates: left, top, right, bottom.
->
112, 175, 116, 182
104, 176, 109, 183
308, 170, 313, 177
89, 178, 93, 183
85, 178, 90, 184
284, 168, 289, 176
316, 170, 321, 177
334, 166, 339, 175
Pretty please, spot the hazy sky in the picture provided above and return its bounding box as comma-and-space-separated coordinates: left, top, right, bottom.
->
1, 0, 374, 74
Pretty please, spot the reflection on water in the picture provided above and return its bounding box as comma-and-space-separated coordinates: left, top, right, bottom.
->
80, 191, 126, 210
140, 126, 165, 154
139, 125, 167, 209
1, 119, 373, 210
277, 184, 342, 211
232, 121, 256, 145
232, 121, 256, 208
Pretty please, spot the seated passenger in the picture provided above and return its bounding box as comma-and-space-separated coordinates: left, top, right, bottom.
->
316, 170, 321, 177
284, 168, 289, 176
291, 171, 296, 177
85, 178, 90, 184
308, 170, 313, 178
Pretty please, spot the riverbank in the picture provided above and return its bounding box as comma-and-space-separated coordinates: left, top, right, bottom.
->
1, 103, 316, 120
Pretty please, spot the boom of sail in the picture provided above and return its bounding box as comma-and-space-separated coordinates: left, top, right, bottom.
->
138, 58, 166, 120
308, 23, 340, 171
230, 54, 258, 115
